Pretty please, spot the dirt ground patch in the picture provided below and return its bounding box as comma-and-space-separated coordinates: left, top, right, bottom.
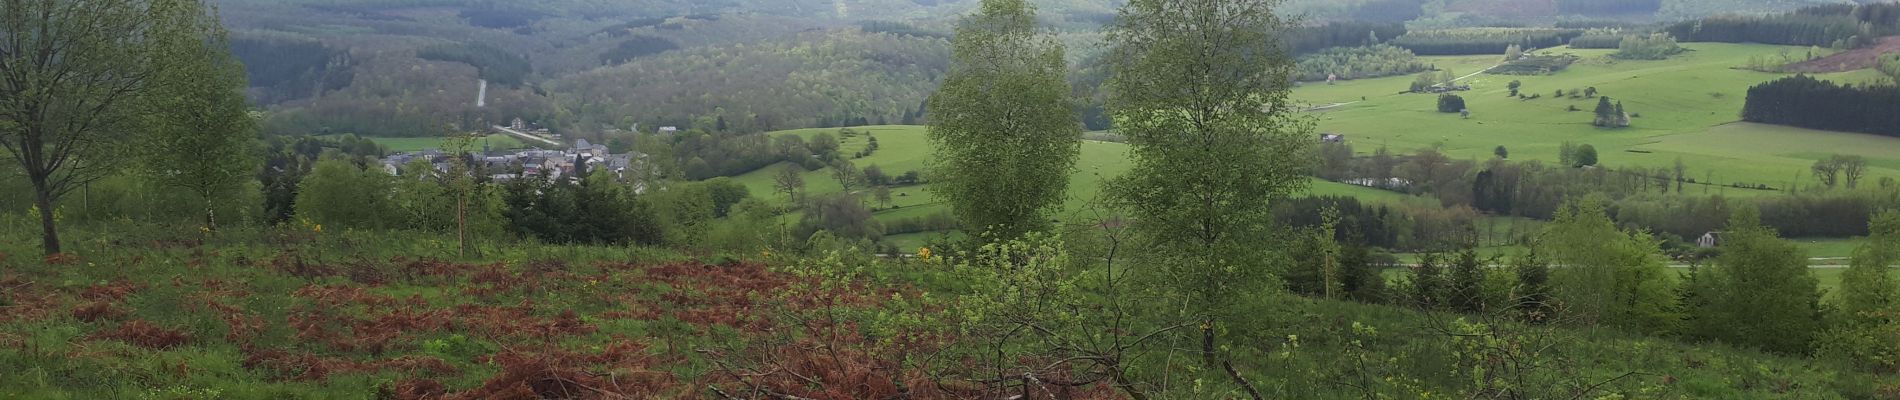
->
1783, 36, 1900, 73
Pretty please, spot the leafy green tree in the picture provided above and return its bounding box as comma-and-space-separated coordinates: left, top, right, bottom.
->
1507, 80, 1522, 96
1842, 211, 1900, 318
1537, 197, 1678, 335
1559, 141, 1578, 167
926, 0, 1081, 240
1106, 0, 1313, 379
1574, 144, 1599, 167
1821, 211, 1900, 370
1494, 145, 1509, 159
0, 0, 214, 254
1448, 248, 1492, 313
702, 177, 751, 218
1684, 208, 1824, 354
296, 156, 395, 230
392, 159, 452, 231
138, 10, 258, 231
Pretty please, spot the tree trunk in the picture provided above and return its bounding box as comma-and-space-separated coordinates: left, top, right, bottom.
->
1222, 360, 1266, 400
457, 191, 468, 258
204, 195, 218, 231
1201, 319, 1217, 368
35, 187, 61, 256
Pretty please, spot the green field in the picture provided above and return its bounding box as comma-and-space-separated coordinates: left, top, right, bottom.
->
1293, 43, 1900, 192
345, 135, 535, 153
733, 125, 1409, 234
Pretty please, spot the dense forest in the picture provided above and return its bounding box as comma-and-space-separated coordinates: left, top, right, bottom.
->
228, 35, 355, 105
1663, 3, 1900, 47
415, 43, 532, 86
549, 30, 948, 133
1742, 75, 1900, 137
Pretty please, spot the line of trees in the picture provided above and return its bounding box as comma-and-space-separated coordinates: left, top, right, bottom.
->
1284, 21, 1409, 55
1317, 143, 1900, 241
1556, 0, 1661, 15
1742, 75, 1900, 137
1390, 29, 1582, 56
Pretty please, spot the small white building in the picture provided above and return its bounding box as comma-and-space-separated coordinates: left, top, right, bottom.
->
1697, 232, 1723, 248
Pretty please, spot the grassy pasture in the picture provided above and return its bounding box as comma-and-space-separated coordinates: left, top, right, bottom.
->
731, 125, 1409, 236
1293, 43, 1900, 193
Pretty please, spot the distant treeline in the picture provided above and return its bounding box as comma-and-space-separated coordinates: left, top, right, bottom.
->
1553, 19, 1655, 30
230, 36, 355, 105
1618, 192, 1891, 240
1274, 195, 1479, 251
857, 21, 952, 40
416, 43, 532, 86
1663, 3, 1900, 47
1343, 0, 1427, 23
1556, 0, 1661, 16
1390, 29, 1583, 55
1742, 75, 1900, 137
1285, 21, 1409, 55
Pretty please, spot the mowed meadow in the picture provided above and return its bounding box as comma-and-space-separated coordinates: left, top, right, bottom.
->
1294, 43, 1900, 192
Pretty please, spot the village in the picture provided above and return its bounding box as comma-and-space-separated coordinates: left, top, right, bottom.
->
379, 120, 653, 187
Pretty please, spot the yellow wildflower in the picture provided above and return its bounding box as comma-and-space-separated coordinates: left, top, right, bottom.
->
917, 247, 932, 261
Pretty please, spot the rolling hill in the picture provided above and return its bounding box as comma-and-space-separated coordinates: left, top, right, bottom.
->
1292, 42, 1900, 192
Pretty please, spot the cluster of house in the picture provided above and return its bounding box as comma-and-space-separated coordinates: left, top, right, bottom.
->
380, 139, 644, 183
